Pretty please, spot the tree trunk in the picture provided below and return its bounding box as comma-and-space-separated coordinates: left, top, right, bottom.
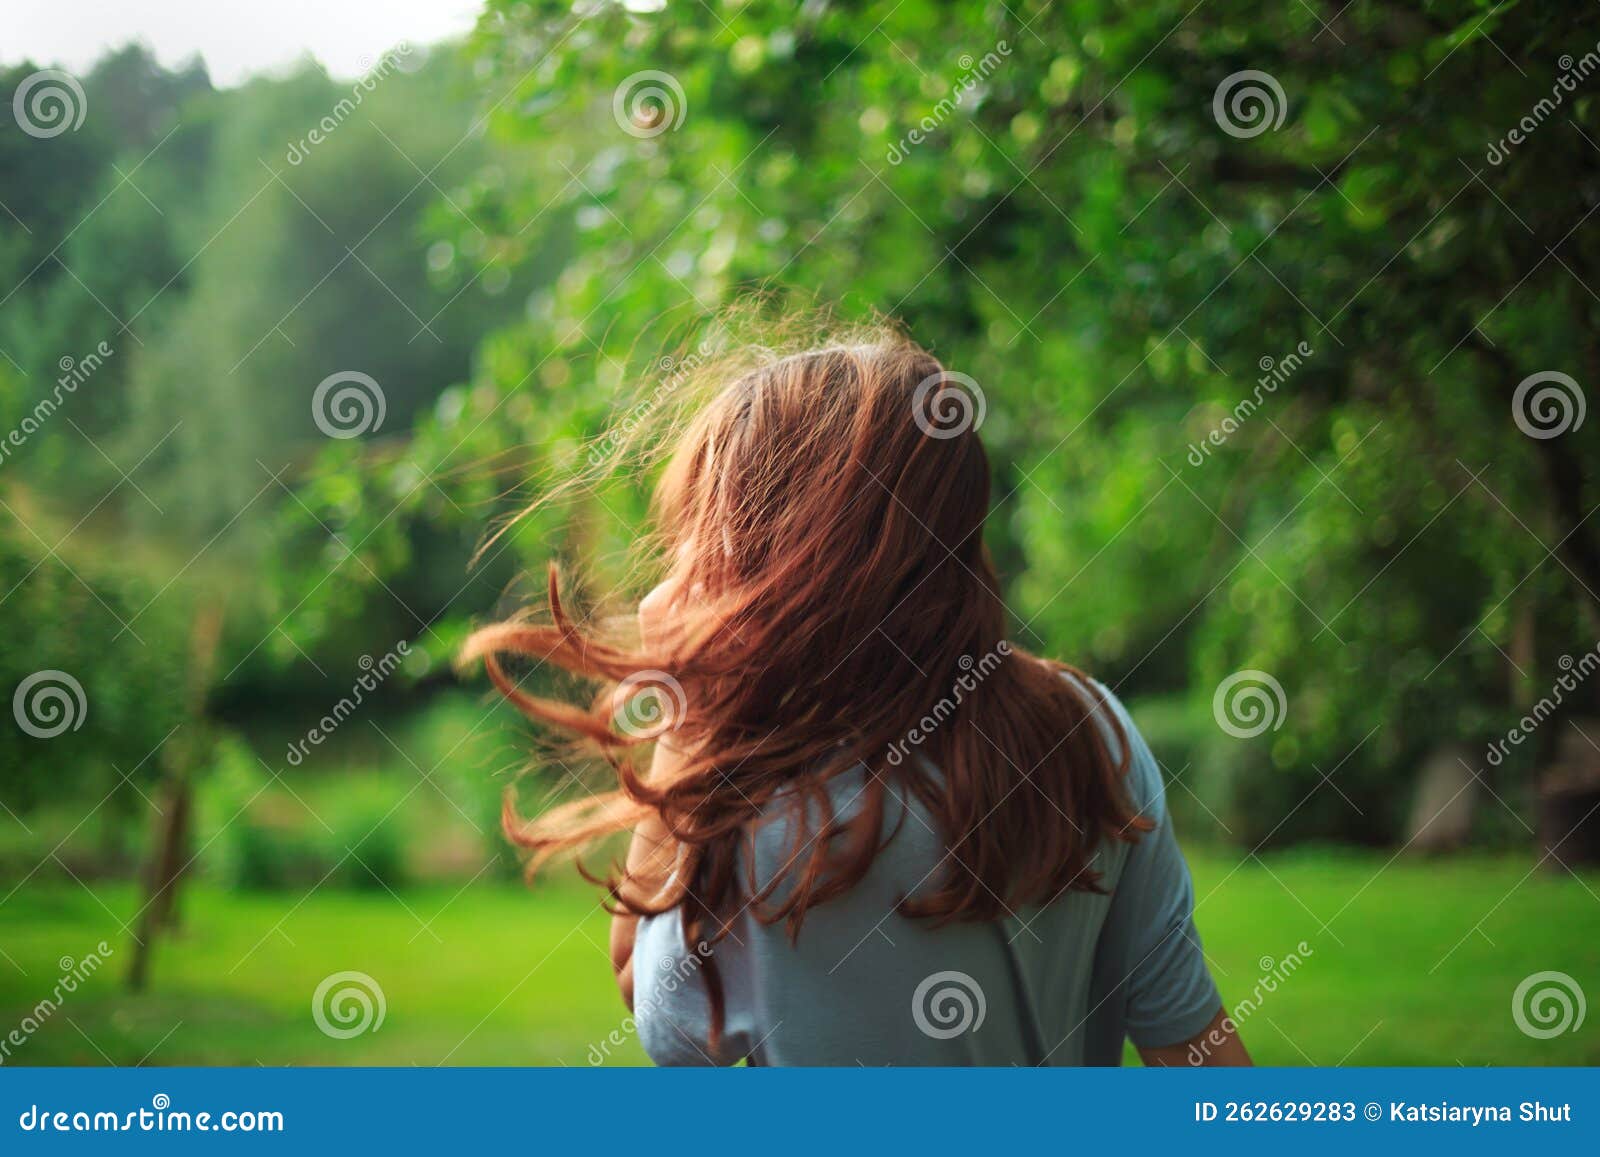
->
126, 601, 223, 992
126, 775, 191, 992
1467, 334, 1600, 627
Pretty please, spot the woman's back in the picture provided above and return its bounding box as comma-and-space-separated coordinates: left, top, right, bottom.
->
463, 329, 1240, 1066
632, 681, 1220, 1065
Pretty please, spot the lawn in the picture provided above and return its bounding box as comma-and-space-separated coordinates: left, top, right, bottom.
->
1, 849, 1596, 1066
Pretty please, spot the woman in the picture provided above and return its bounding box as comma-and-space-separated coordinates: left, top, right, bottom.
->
462, 325, 1247, 1066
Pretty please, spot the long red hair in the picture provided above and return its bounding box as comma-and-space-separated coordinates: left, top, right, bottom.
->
460, 320, 1150, 1043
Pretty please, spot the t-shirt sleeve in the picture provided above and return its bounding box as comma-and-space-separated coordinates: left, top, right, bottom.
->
630, 909, 748, 1066
1097, 691, 1223, 1049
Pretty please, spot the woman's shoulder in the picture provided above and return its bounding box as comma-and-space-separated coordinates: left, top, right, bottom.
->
1062, 671, 1165, 818
739, 668, 1162, 875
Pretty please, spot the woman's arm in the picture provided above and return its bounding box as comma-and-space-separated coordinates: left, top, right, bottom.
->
610, 572, 704, 1009
609, 807, 670, 1010
609, 767, 683, 1010
1137, 1006, 1252, 1067
1088, 687, 1247, 1063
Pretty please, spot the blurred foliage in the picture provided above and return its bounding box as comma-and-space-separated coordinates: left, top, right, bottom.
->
0, 41, 541, 836
5, 1, 1600, 863
293, 0, 1600, 846
193, 691, 523, 891
0, 507, 187, 829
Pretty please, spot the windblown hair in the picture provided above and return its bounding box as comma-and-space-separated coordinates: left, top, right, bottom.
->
460, 319, 1150, 1044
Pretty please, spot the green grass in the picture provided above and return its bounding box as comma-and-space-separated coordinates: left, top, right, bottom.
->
0, 878, 635, 1066
1, 849, 1596, 1066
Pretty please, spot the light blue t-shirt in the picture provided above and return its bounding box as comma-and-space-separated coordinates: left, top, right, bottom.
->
632, 680, 1220, 1065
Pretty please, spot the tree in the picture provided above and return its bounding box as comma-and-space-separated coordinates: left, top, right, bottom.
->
304, 0, 1600, 846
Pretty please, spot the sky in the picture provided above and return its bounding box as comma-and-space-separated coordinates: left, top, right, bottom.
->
1, 0, 482, 87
